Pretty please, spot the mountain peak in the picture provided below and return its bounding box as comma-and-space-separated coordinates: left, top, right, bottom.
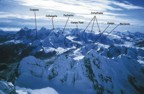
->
21, 27, 29, 31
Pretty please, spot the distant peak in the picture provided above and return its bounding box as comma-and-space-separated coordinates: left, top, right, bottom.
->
40, 27, 47, 31
21, 27, 29, 31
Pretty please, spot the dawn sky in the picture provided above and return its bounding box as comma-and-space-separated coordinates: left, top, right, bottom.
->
0, 0, 144, 32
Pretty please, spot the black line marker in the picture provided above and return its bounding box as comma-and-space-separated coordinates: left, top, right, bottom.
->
83, 16, 95, 32
100, 22, 130, 41
30, 8, 39, 39
103, 24, 120, 39
63, 16, 70, 33
52, 17, 54, 30
91, 16, 96, 32
34, 11, 38, 39
108, 24, 119, 35
95, 15, 101, 33
46, 15, 57, 31
95, 24, 110, 41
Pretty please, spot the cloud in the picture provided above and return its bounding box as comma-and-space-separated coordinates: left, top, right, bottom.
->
17, 0, 122, 13
0, 0, 143, 32
0, 27, 20, 31
0, 12, 44, 20
13, 0, 128, 21
112, 1, 144, 10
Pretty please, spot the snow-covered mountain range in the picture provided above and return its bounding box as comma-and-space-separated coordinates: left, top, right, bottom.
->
0, 28, 144, 94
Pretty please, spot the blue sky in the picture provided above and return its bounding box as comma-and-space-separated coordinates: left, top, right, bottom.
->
0, 0, 144, 32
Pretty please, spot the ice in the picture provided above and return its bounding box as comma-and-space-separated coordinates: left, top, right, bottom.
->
16, 87, 58, 94
73, 55, 84, 60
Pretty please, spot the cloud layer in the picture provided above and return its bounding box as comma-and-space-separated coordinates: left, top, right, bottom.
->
0, 0, 144, 32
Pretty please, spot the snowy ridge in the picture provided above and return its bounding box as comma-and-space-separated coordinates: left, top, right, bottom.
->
16, 48, 144, 94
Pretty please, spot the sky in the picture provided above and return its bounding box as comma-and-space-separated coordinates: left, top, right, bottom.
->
0, 0, 144, 32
